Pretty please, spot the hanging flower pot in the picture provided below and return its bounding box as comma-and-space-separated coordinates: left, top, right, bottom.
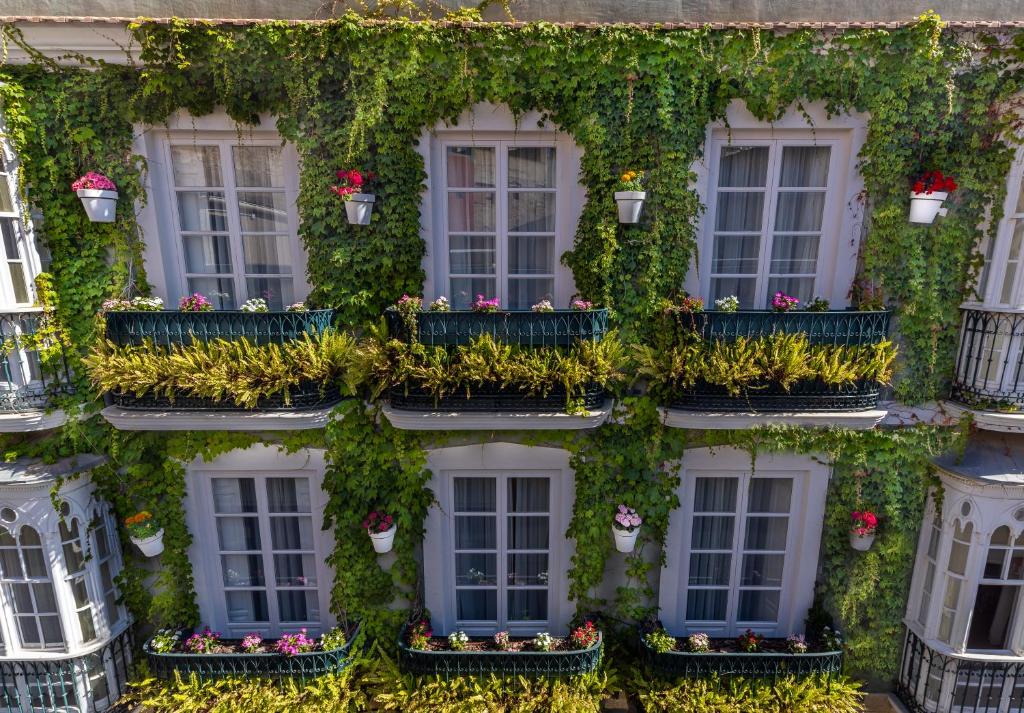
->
332, 169, 377, 226
365, 510, 396, 554
124, 511, 164, 557
909, 170, 957, 225
849, 509, 878, 552
613, 170, 646, 224
612, 504, 642, 553
72, 172, 118, 223
849, 532, 875, 551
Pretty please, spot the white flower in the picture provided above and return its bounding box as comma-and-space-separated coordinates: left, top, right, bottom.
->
240, 298, 269, 313
533, 632, 555, 651
531, 299, 554, 313
714, 295, 739, 312
131, 296, 164, 311
429, 296, 450, 312
285, 302, 308, 312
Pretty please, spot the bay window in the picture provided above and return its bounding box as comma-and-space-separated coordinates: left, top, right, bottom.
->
0, 524, 63, 650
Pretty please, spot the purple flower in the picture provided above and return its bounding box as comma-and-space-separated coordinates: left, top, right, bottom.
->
771, 292, 799, 312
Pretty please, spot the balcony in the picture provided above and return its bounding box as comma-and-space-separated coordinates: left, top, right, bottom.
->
96, 309, 347, 431
640, 635, 843, 680
0, 310, 74, 432
947, 307, 1024, 431
383, 307, 609, 347
652, 309, 892, 430
897, 629, 1024, 713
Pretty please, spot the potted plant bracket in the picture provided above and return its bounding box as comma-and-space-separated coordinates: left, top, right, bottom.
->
73, 171, 118, 223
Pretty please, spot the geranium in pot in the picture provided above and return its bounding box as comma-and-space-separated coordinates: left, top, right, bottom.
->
909, 170, 957, 224
364, 510, 397, 553
849, 509, 878, 551
124, 511, 164, 557
612, 504, 642, 553
332, 168, 376, 225
72, 171, 118, 223
613, 170, 646, 224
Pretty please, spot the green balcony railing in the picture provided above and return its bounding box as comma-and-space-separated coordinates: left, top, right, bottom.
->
384, 308, 609, 347
105, 309, 335, 347
669, 379, 880, 413
397, 627, 602, 679
108, 382, 344, 412
144, 624, 359, 685
0, 310, 74, 413
683, 309, 891, 346
640, 635, 842, 680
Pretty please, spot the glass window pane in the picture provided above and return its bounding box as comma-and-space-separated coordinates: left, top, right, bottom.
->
508, 516, 549, 550
33, 583, 57, 613
78, 609, 96, 643
177, 192, 228, 232
217, 517, 261, 551
226, 590, 268, 622
221, 554, 265, 586
740, 554, 785, 586
779, 147, 830, 187
985, 548, 1007, 579
188, 277, 235, 310
770, 235, 819, 274
1010, 551, 1024, 580
67, 575, 88, 608
508, 553, 548, 586
278, 590, 318, 622
243, 235, 293, 275
455, 516, 496, 550
448, 192, 495, 232
455, 478, 496, 512
712, 277, 756, 308
21, 548, 46, 578
245, 277, 293, 311
686, 589, 727, 621
766, 277, 814, 306
508, 192, 555, 233
267, 478, 310, 513
447, 147, 495, 188
449, 235, 496, 275
213, 479, 258, 514
738, 590, 780, 622
233, 146, 284, 188
39, 615, 62, 646
171, 146, 223, 187
718, 146, 769, 187
0, 219, 22, 260
455, 553, 496, 586
0, 549, 21, 579
269, 517, 313, 551
691, 516, 734, 550
10, 583, 31, 611
949, 540, 970, 576
237, 191, 288, 233
715, 193, 765, 232
508, 147, 555, 188
688, 553, 731, 586
16, 617, 39, 646
0, 175, 14, 213
744, 517, 789, 551
274, 554, 317, 587
18, 528, 40, 547
694, 478, 738, 512
183, 234, 232, 274
508, 279, 554, 311
450, 278, 496, 310
508, 478, 549, 512
508, 590, 547, 621
774, 192, 826, 232
747, 479, 792, 513
712, 234, 760, 274
508, 235, 554, 275
6, 263, 28, 305
457, 589, 496, 621
993, 526, 1012, 547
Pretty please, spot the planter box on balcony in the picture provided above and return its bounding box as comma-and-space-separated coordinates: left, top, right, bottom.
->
397, 629, 602, 678
641, 636, 842, 679
104, 309, 335, 347
108, 383, 344, 412
144, 624, 359, 684
384, 308, 609, 346
669, 379, 880, 413
685, 310, 890, 346
387, 383, 606, 412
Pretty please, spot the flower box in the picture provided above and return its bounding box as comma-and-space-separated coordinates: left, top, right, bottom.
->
397, 626, 602, 678
686, 310, 891, 347
668, 379, 881, 413
104, 309, 335, 347
143, 624, 359, 684
107, 382, 344, 412
640, 634, 842, 679
384, 307, 609, 347
387, 383, 606, 413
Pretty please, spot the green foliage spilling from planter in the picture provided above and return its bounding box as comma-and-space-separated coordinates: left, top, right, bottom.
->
358, 330, 627, 413
82, 331, 359, 407
633, 672, 863, 713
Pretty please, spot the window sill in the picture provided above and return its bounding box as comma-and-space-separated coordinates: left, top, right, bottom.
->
101, 405, 338, 431
382, 400, 613, 431
942, 401, 1024, 433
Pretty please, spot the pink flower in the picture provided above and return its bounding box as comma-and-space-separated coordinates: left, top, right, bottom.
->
72, 171, 116, 192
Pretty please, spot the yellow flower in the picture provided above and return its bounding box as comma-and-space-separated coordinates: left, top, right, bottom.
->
620, 173, 631, 182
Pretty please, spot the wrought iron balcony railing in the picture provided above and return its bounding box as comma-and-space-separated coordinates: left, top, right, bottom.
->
0, 628, 132, 713
678, 309, 891, 346
640, 635, 843, 679
0, 310, 74, 413
951, 307, 1024, 410
897, 628, 1024, 713
384, 308, 609, 347
104, 309, 335, 347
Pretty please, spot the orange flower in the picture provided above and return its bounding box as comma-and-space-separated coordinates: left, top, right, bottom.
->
124, 511, 152, 527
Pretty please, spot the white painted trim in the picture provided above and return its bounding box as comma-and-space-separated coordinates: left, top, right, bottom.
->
658, 446, 829, 638
0, 409, 68, 433
101, 405, 336, 431
423, 442, 575, 636
658, 407, 885, 430
941, 401, 1024, 434
382, 401, 612, 431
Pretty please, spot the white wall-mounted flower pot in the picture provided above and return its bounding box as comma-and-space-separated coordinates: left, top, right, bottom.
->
849, 532, 875, 552
131, 529, 164, 558
614, 191, 646, 224
909, 191, 948, 225
76, 189, 118, 223
612, 525, 640, 553
345, 193, 376, 225
369, 523, 397, 553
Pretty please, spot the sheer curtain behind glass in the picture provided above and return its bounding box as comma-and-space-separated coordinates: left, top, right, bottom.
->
710, 147, 768, 307
507, 148, 556, 309
447, 148, 497, 309
453, 477, 497, 621
213, 477, 267, 623
0, 525, 64, 650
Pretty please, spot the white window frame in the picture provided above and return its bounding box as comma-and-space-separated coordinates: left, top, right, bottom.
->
185, 444, 335, 638
0, 134, 40, 310
0, 523, 65, 651
423, 442, 576, 636
659, 447, 829, 638
971, 145, 1024, 309
419, 103, 584, 309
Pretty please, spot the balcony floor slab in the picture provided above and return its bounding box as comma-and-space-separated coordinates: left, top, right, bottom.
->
101, 405, 335, 431
0, 409, 68, 432
382, 401, 613, 431
659, 407, 887, 430
941, 400, 1024, 433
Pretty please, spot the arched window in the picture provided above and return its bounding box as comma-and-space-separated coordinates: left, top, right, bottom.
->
966, 525, 1024, 651
938, 519, 972, 645
91, 507, 122, 630
58, 509, 97, 645
0, 525, 63, 650
915, 514, 943, 629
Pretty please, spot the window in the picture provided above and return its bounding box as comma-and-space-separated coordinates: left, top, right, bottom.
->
975, 148, 1024, 307
166, 142, 299, 310
91, 507, 122, 630
451, 475, 551, 630
442, 143, 558, 309
916, 515, 942, 629
211, 476, 323, 633
966, 526, 1024, 651
0, 156, 33, 307
683, 474, 793, 631
0, 525, 64, 650
938, 520, 972, 645
58, 510, 97, 645
705, 141, 838, 308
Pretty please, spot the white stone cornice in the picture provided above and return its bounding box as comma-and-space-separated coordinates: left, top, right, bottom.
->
381, 401, 613, 431
101, 405, 334, 431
